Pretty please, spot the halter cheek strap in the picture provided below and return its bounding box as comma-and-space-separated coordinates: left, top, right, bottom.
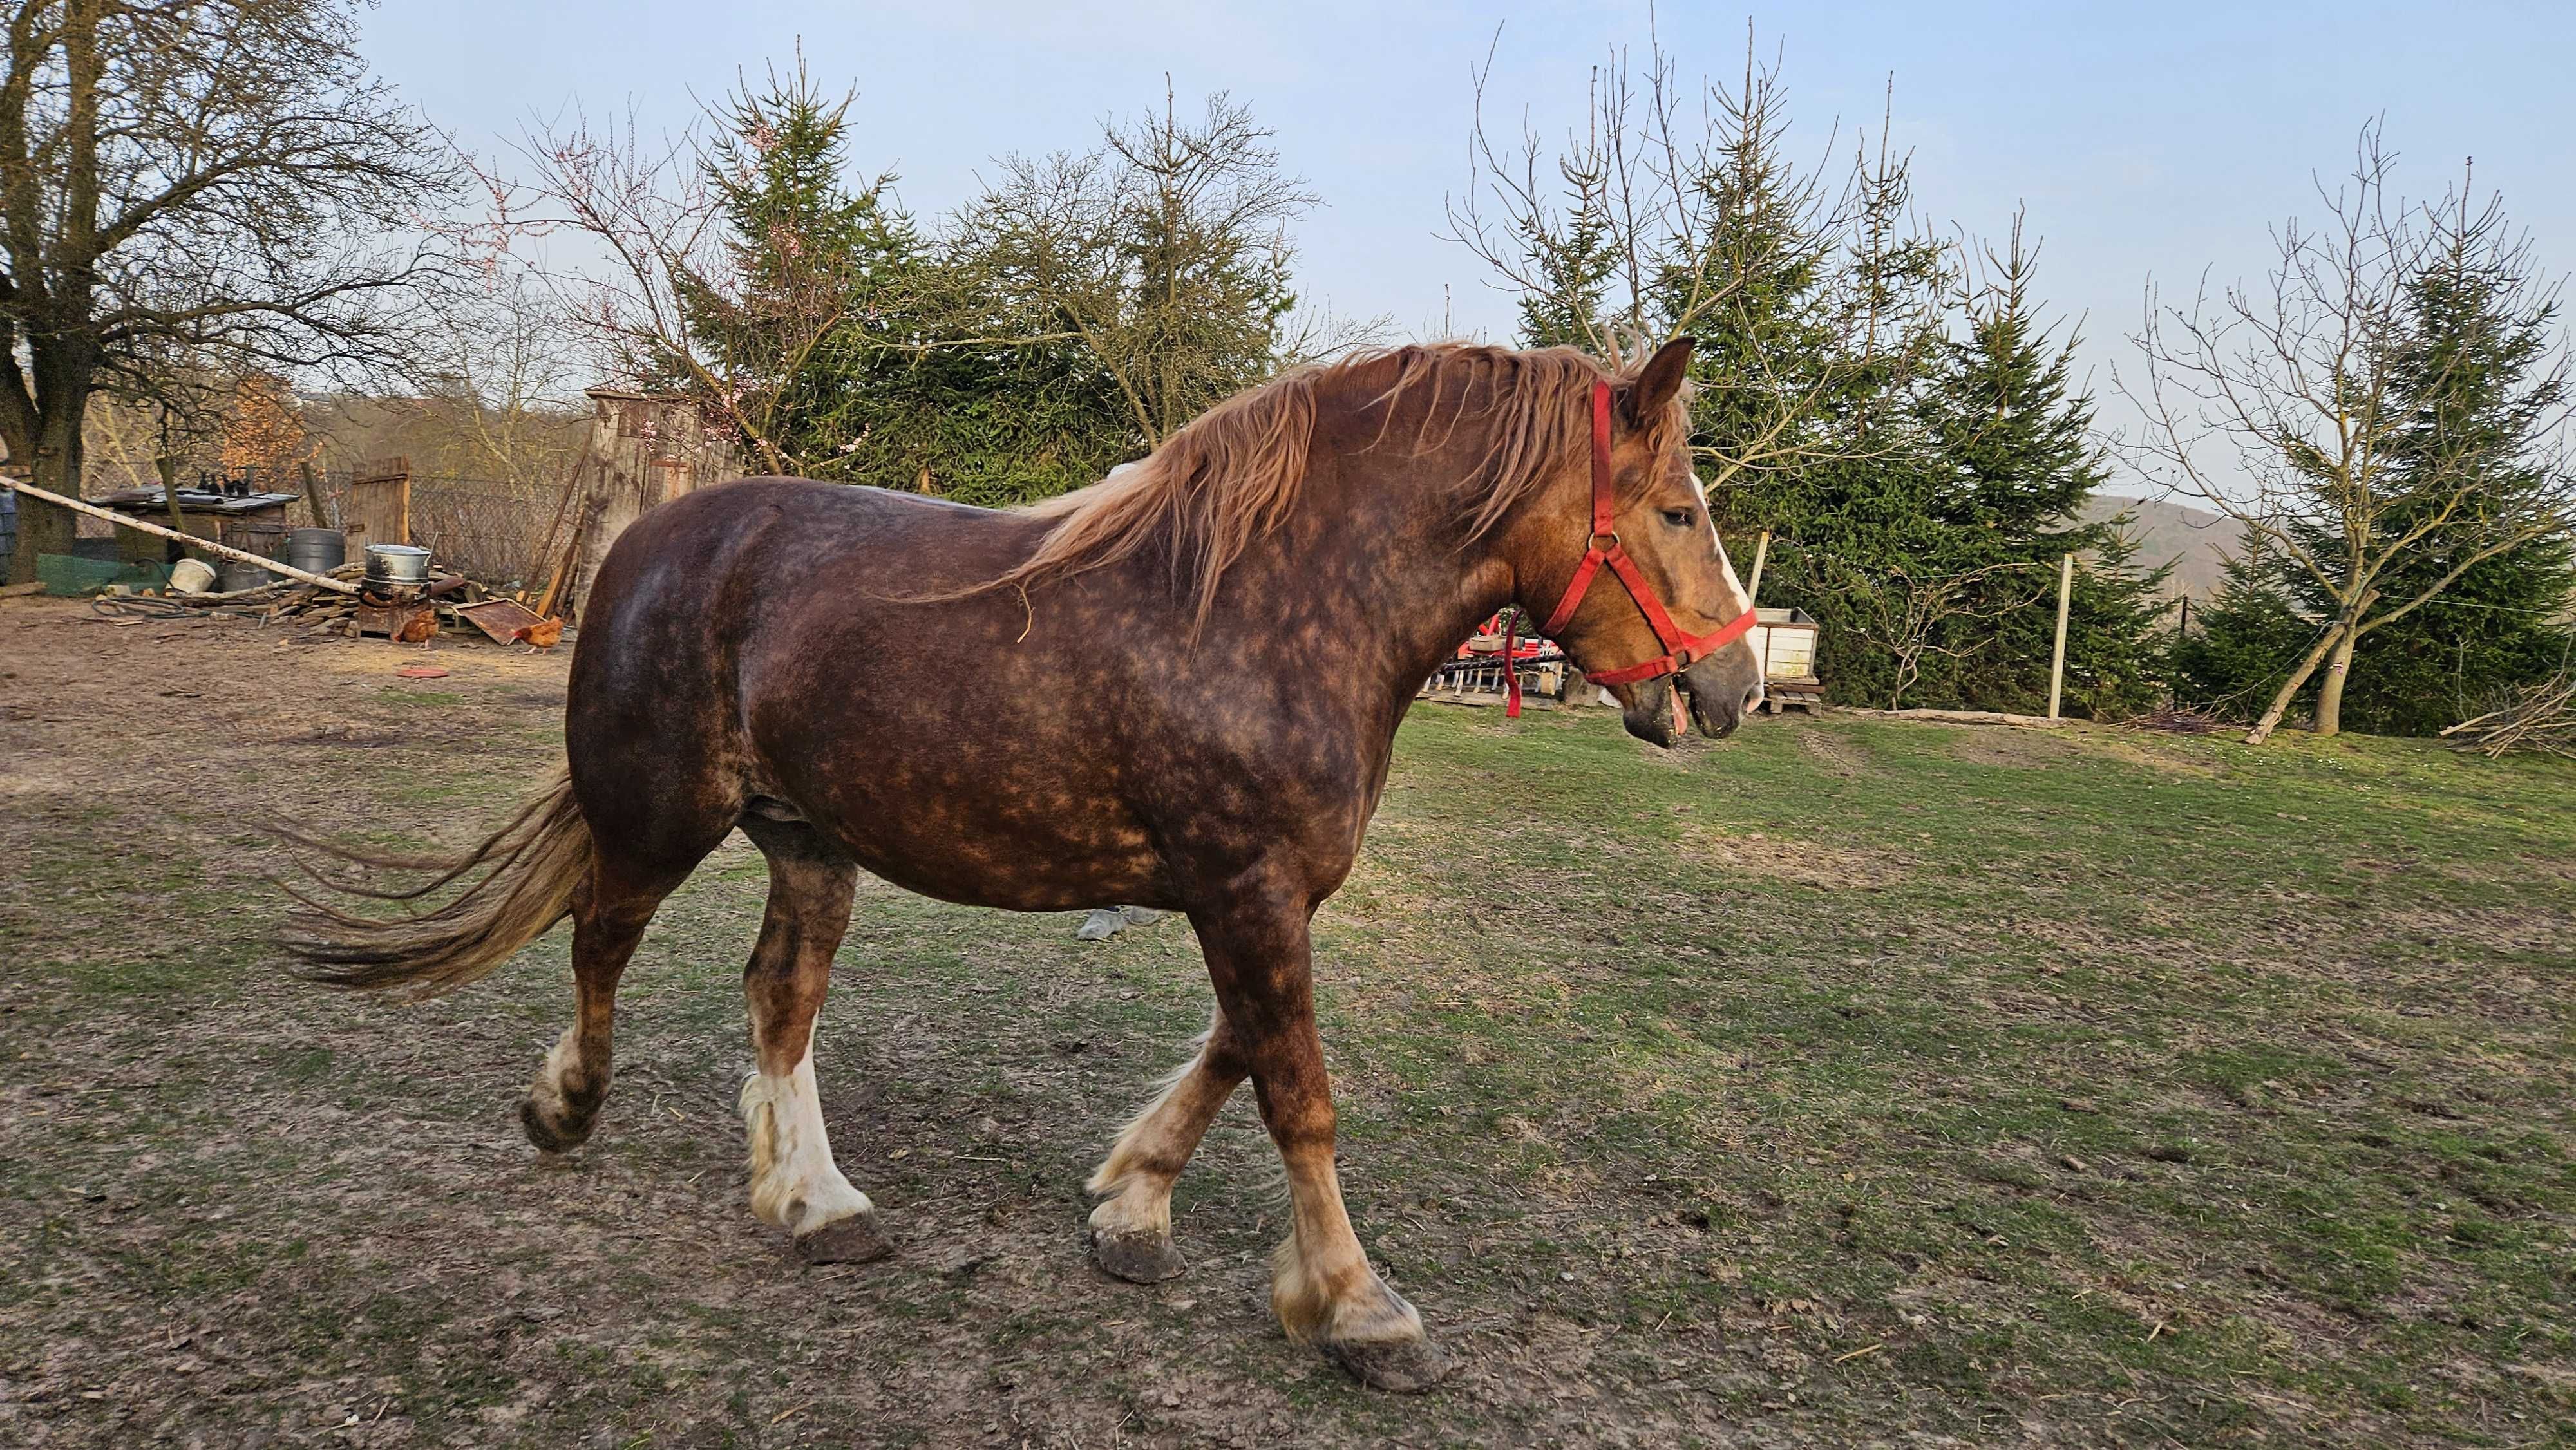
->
1501, 380, 1761, 717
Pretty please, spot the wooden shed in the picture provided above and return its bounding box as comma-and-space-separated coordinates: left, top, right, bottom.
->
92, 485, 299, 563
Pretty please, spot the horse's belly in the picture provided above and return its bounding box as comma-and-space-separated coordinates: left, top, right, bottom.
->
788, 766, 1176, 913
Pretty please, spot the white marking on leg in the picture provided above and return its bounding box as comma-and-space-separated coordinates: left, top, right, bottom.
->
740, 1039, 871, 1237
1086, 1019, 1236, 1242
524, 1024, 600, 1135
529, 1024, 580, 1108
1269, 1143, 1425, 1348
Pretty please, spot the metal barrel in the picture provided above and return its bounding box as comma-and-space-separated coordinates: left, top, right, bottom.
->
283, 527, 346, 576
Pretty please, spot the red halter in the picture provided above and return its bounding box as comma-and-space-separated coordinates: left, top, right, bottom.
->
1501, 380, 1761, 717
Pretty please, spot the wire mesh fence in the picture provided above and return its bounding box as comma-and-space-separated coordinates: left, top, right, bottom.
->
294, 468, 562, 589
406, 476, 560, 590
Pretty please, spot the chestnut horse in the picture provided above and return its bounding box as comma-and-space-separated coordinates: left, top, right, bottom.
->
285, 338, 1764, 1391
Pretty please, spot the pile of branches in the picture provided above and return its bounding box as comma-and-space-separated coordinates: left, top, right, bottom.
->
2123, 704, 2234, 735
2441, 673, 2576, 759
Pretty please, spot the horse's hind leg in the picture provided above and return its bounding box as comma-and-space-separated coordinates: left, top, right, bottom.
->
736, 821, 887, 1263
1086, 1011, 1246, 1281
522, 853, 685, 1153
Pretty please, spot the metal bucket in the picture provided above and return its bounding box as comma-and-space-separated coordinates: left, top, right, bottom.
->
216, 556, 275, 592
364, 543, 432, 586
283, 527, 346, 576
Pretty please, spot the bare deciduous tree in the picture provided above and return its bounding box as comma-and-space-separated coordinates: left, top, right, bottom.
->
0, 0, 454, 576
1447, 25, 1942, 491
401, 270, 588, 488
455, 104, 776, 464
2123, 127, 2573, 742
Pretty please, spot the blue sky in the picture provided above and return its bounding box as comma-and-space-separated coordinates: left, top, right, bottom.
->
369, 1, 2576, 479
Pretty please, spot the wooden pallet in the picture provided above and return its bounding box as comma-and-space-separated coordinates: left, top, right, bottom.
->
1762, 677, 1825, 714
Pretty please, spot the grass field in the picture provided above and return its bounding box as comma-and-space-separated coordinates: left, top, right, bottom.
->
3, 598, 2573, 1447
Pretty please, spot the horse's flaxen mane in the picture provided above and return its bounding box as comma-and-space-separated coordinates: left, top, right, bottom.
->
983, 342, 1689, 635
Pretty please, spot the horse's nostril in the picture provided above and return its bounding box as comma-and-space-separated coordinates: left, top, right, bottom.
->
1741, 682, 1765, 715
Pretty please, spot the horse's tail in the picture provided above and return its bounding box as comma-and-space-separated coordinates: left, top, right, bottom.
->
277, 769, 592, 996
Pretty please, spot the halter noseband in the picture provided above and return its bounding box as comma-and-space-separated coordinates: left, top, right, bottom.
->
1501, 380, 1761, 717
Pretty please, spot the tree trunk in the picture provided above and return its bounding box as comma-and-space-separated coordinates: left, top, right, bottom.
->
157, 453, 192, 561
2312, 626, 2360, 737
6, 402, 86, 585
2243, 621, 2346, 746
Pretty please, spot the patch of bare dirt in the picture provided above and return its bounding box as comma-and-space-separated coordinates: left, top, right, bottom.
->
1678, 823, 1911, 890
1793, 722, 1868, 777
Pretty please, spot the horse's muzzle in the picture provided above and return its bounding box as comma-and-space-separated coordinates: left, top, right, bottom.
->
1620, 648, 1764, 746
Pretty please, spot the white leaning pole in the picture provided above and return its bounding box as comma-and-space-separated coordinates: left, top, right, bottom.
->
2047, 552, 2074, 720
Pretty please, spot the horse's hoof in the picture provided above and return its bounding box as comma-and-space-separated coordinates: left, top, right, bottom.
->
1323, 1336, 1452, 1394
518, 1098, 592, 1154
795, 1212, 895, 1265
1089, 1225, 1188, 1283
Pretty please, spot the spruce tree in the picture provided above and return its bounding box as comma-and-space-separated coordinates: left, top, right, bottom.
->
670, 67, 928, 480
2172, 183, 2573, 734
1676, 85, 1953, 707
2174, 549, 2316, 712
1909, 225, 2169, 715
2336, 193, 2576, 731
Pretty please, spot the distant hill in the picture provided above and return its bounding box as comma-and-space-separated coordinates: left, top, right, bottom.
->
2079, 494, 2245, 600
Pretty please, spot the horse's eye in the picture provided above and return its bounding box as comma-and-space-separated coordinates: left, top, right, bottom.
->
1661, 508, 1695, 528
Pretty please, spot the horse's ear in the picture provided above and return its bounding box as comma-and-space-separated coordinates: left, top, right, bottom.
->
1623, 335, 1696, 430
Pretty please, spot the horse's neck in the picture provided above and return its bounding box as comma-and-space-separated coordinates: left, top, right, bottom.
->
1195, 445, 1520, 720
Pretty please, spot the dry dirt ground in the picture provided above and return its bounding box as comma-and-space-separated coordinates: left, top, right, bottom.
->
3, 593, 2572, 1449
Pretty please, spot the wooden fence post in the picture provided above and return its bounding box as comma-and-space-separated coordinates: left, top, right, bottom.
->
2047, 552, 2074, 720
299, 460, 330, 531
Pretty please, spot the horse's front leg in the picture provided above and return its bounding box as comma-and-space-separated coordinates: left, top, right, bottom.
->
1193, 885, 1450, 1392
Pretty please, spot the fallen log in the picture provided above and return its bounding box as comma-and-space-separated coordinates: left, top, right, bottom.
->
1841, 708, 2070, 728
0, 476, 362, 595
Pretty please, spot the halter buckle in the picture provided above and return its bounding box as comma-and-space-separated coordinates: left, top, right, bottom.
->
1588, 530, 1620, 554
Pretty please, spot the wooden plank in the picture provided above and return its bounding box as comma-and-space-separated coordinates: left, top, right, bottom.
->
345, 475, 410, 550
454, 596, 544, 645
